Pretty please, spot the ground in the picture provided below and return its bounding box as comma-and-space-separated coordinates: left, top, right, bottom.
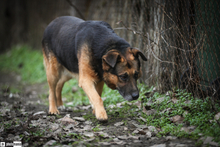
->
0, 72, 218, 147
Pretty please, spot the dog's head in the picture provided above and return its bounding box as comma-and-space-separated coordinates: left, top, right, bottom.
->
102, 47, 147, 101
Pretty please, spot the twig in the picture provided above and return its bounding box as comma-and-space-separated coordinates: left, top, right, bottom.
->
66, 0, 86, 20
116, 21, 157, 45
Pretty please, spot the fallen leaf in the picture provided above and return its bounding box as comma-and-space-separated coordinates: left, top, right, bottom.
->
118, 135, 128, 140
50, 123, 60, 131
146, 131, 152, 138
132, 123, 148, 129
58, 116, 78, 126
33, 111, 46, 116
114, 122, 124, 127
155, 97, 166, 103
180, 127, 189, 133
203, 136, 219, 146
72, 117, 85, 122
214, 112, 220, 120
144, 109, 157, 116
139, 116, 147, 122
133, 100, 142, 109
171, 98, 178, 103
170, 115, 184, 124
83, 132, 94, 137
81, 105, 91, 110
148, 126, 158, 134
96, 131, 109, 138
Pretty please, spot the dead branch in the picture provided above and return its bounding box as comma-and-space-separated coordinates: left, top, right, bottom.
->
66, 0, 86, 20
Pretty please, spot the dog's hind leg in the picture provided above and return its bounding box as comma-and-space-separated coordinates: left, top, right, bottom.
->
56, 69, 72, 107
43, 51, 61, 114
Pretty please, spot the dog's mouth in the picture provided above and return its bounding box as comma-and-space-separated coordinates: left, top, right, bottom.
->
118, 90, 139, 101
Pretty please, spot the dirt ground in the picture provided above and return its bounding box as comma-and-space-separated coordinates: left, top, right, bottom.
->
0, 72, 218, 147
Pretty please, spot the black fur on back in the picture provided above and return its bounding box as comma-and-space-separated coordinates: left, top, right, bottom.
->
42, 16, 130, 78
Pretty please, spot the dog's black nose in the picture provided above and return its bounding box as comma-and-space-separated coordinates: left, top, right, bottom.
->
132, 92, 139, 100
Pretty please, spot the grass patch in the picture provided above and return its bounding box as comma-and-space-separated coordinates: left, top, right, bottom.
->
139, 89, 220, 143
0, 45, 46, 83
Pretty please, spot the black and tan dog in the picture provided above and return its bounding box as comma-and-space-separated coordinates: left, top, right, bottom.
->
42, 16, 147, 121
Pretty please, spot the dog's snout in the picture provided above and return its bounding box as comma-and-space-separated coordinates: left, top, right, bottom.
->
132, 91, 139, 100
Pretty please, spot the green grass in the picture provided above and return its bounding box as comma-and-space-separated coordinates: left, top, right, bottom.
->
0, 45, 46, 83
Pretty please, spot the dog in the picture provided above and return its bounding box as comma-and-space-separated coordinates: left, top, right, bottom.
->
42, 16, 147, 121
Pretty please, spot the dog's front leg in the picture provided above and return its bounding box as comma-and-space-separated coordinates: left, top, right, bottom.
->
79, 78, 108, 121
78, 47, 107, 121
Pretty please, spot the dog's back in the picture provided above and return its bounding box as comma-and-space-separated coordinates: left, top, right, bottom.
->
42, 16, 130, 74
42, 16, 84, 73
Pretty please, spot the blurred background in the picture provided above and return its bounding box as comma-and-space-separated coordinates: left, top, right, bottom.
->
0, 0, 219, 100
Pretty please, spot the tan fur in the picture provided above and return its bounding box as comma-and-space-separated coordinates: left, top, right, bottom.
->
126, 48, 135, 61
78, 45, 107, 120
43, 48, 78, 114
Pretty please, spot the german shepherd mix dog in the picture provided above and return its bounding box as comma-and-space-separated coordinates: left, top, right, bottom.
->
42, 16, 147, 121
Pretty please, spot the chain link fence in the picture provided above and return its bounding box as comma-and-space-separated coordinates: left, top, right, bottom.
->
84, 0, 220, 101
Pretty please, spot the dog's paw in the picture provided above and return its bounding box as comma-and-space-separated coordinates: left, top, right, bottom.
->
49, 107, 60, 114
95, 108, 108, 122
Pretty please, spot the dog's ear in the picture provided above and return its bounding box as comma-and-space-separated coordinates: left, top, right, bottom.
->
131, 48, 147, 61
102, 50, 121, 69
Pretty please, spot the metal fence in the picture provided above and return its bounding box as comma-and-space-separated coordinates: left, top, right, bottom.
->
85, 0, 220, 100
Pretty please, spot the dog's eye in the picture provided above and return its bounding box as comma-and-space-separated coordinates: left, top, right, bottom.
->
119, 73, 128, 82
134, 71, 139, 79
